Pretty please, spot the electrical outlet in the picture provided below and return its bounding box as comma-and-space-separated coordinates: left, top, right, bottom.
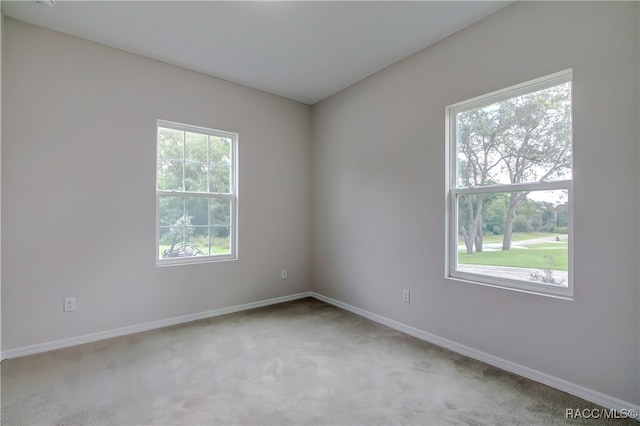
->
64, 297, 76, 312
281, 269, 288, 280
402, 289, 410, 303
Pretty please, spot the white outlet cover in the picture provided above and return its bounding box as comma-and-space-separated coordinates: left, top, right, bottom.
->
64, 297, 76, 312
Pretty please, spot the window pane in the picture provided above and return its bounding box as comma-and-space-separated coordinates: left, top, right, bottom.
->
159, 196, 198, 259
456, 190, 568, 287
456, 82, 572, 188
185, 197, 209, 226
185, 162, 208, 192
157, 127, 183, 160
157, 159, 183, 191
159, 225, 185, 259
210, 136, 231, 166
210, 166, 231, 193
211, 199, 231, 226
185, 132, 208, 162
185, 226, 208, 256
159, 196, 184, 226
159, 227, 174, 258
211, 226, 231, 255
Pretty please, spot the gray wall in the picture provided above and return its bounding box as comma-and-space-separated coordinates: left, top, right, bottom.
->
311, 2, 639, 405
2, 18, 311, 349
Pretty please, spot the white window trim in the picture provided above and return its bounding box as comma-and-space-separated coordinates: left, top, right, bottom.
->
155, 119, 238, 266
445, 70, 573, 300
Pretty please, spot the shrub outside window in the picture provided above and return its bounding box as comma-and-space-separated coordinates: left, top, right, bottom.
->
446, 70, 573, 298
156, 120, 237, 265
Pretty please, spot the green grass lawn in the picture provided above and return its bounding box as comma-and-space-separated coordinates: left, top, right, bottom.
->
524, 242, 568, 249
466, 232, 563, 244
457, 232, 568, 271
458, 247, 567, 271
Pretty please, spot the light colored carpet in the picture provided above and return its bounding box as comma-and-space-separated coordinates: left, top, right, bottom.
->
0, 298, 634, 425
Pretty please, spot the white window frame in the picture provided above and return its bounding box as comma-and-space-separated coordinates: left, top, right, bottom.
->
156, 120, 238, 266
445, 70, 573, 299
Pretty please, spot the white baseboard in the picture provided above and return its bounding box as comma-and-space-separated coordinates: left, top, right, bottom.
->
1, 292, 312, 360
309, 291, 640, 416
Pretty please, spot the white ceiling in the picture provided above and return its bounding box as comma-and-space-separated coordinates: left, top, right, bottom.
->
2, 1, 511, 105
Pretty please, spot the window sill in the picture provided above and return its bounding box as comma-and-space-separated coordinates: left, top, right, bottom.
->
446, 271, 573, 301
156, 254, 237, 267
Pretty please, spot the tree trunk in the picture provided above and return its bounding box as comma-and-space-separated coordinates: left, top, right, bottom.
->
462, 211, 475, 255
473, 202, 484, 253
463, 195, 484, 254
502, 193, 519, 250
474, 221, 484, 253
462, 232, 473, 254
461, 196, 485, 254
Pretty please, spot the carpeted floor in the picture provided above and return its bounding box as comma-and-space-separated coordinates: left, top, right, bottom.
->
0, 298, 635, 425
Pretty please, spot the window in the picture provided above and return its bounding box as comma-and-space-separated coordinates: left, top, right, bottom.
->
446, 70, 572, 298
156, 120, 237, 265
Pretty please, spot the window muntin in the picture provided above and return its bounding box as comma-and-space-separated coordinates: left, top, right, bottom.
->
446, 70, 572, 298
156, 120, 237, 265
